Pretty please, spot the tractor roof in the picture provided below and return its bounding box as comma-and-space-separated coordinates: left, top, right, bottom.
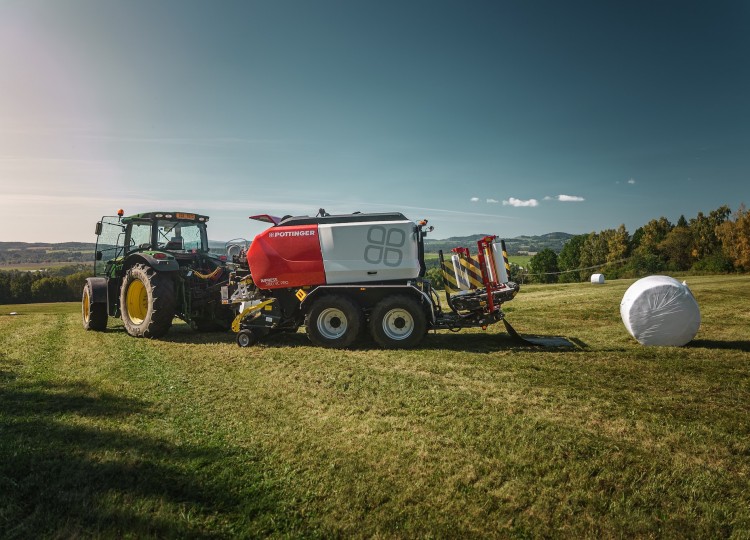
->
121, 212, 209, 224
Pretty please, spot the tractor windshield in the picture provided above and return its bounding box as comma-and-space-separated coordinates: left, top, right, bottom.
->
155, 220, 208, 252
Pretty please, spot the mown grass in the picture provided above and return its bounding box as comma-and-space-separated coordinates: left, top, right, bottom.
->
1, 275, 749, 538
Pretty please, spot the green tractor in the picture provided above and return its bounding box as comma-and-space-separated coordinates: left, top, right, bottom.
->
82, 211, 234, 338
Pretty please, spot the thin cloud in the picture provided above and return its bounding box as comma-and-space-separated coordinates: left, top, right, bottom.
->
470, 197, 480, 202
628, 178, 636, 184
556, 194, 585, 202
503, 197, 539, 208
486, 198, 499, 204
544, 196, 553, 201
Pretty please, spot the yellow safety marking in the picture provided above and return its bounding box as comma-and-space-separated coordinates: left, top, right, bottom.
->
295, 289, 307, 302
441, 261, 459, 294
231, 299, 274, 333
502, 249, 511, 272
458, 256, 483, 288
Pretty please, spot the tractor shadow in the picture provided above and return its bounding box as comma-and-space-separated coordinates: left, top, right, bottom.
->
0, 379, 292, 537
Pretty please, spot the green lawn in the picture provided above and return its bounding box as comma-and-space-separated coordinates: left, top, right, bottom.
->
1, 275, 749, 537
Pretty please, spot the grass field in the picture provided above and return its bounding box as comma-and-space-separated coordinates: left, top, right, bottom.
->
1, 275, 749, 537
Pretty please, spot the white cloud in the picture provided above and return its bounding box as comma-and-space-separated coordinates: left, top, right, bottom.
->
503, 197, 539, 208
556, 194, 585, 202
470, 197, 480, 202
628, 178, 636, 184
544, 196, 553, 201
486, 198, 499, 204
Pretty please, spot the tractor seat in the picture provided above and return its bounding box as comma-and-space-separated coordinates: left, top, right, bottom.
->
164, 237, 184, 250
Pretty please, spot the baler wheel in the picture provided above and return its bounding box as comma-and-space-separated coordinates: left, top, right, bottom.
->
370, 295, 427, 349
305, 295, 362, 348
237, 329, 259, 347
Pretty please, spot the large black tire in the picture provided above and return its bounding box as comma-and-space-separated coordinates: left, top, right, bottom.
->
369, 295, 427, 349
120, 264, 176, 338
305, 295, 362, 348
82, 280, 108, 331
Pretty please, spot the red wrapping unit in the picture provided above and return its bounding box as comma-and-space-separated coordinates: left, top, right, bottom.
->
247, 225, 326, 289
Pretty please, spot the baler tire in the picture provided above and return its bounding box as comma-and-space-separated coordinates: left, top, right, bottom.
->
82, 281, 108, 331
305, 295, 362, 349
370, 295, 427, 349
120, 264, 176, 339
237, 329, 259, 347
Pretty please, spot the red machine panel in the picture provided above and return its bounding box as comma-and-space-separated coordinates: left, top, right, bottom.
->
247, 225, 326, 289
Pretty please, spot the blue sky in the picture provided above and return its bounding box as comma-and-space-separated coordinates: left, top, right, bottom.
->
1, 0, 748, 243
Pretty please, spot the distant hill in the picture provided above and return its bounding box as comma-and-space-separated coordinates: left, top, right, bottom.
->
0, 242, 95, 267
1, 232, 576, 267
424, 232, 574, 255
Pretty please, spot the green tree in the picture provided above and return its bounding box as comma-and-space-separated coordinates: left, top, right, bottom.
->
637, 217, 673, 256
716, 204, 750, 271
557, 235, 586, 283
31, 277, 70, 302
658, 226, 693, 270
0, 272, 11, 304
9, 272, 33, 303
528, 248, 559, 283
689, 205, 731, 261
579, 232, 608, 280
425, 267, 444, 289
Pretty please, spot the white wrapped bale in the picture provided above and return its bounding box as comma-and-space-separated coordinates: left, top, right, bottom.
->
620, 276, 701, 346
591, 273, 605, 284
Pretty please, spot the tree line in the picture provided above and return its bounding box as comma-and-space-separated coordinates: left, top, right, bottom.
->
527, 204, 750, 283
0, 266, 90, 305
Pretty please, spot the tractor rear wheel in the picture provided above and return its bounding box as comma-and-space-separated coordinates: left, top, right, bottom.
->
369, 295, 427, 349
120, 264, 176, 338
82, 281, 108, 331
305, 295, 362, 348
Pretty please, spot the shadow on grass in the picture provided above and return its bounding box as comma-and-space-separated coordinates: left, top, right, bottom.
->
0, 380, 296, 538
106, 319, 587, 352
237, 330, 587, 353
688, 339, 750, 352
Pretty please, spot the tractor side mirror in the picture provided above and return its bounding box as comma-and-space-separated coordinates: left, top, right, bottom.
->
95, 222, 102, 235
95, 251, 103, 261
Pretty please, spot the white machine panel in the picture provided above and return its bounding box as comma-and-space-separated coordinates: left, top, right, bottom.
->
318, 220, 420, 284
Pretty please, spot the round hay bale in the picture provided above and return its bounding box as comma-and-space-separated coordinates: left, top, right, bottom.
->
620, 276, 700, 346
590, 273, 605, 284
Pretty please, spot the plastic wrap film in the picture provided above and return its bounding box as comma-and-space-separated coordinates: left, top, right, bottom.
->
620, 276, 701, 346
591, 273, 605, 284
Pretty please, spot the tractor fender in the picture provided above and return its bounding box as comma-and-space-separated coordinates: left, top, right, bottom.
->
85, 277, 109, 304
125, 253, 179, 272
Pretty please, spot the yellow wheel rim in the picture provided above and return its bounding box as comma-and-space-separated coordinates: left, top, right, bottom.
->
82, 289, 90, 323
126, 279, 148, 324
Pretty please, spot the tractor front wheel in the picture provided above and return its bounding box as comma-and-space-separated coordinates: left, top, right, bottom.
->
120, 264, 176, 338
82, 281, 108, 331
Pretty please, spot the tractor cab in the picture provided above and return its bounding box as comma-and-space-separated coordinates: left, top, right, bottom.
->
93, 212, 211, 276
122, 212, 210, 256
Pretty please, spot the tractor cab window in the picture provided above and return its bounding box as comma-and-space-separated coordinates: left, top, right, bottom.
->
128, 222, 153, 251
94, 217, 126, 276
156, 220, 206, 252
